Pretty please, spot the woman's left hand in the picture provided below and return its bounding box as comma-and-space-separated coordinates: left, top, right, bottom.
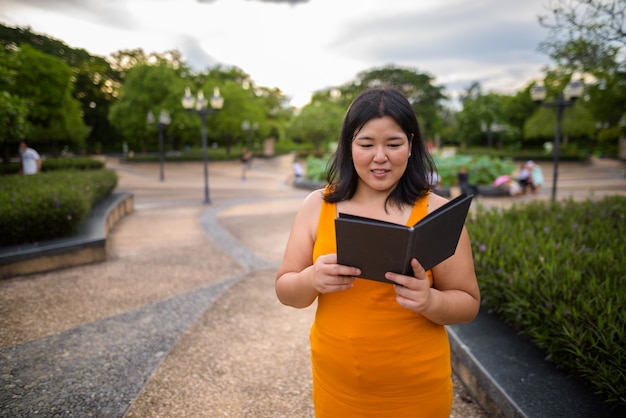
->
385, 258, 432, 313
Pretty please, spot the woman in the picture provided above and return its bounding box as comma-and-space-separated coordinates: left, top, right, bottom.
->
276, 88, 480, 417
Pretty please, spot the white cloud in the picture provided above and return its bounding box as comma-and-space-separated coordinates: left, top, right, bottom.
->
0, 0, 552, 108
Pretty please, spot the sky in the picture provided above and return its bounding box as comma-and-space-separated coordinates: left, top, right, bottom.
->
0, 0, 554, 108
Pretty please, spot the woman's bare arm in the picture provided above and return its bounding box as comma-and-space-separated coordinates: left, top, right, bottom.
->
276, 190, 360, 308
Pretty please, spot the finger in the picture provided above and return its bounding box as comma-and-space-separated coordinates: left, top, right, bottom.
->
333, 264, 361, 278
410, 258, 426, 278
386, 263, 426, 290
319, 276, 355, 293
319, 253, 338, 264
318, 254, 360, 277
385, 271, 410, 287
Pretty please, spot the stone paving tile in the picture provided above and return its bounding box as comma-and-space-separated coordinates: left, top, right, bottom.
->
0, 277, 239, 417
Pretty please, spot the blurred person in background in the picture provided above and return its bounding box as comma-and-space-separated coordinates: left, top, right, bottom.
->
19, 140, 41, 175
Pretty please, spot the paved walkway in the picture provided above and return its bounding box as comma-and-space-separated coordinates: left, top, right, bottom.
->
1, 155, 624, 417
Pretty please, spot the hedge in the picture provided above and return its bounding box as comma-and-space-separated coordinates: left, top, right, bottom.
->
468, 196, 626, 405
0, 157, 105, 176
0, 169, 117, 246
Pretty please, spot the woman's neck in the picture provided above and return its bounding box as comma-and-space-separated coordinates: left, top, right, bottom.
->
340, 187, 410, 224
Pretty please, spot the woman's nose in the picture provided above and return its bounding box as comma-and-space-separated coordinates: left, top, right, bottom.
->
373, 147, 387, 162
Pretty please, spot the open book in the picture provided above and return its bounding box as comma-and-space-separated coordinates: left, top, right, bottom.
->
335, 193, 473, 284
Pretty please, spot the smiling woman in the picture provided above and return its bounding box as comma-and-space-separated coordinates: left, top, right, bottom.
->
351, 116, 412, 195
275, 87, 480, 417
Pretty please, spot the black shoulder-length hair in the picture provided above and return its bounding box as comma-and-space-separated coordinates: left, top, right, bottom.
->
324, 87, 437, 210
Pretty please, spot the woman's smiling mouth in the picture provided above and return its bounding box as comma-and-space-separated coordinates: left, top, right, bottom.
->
371, 169, 389, 177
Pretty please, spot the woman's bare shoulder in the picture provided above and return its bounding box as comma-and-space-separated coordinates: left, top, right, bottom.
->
298, 188, 326, 216
426, 192, 449, 213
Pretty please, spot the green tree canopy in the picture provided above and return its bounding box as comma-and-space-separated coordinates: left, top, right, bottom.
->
539, 0, 626, 75
537, 0, 626, 151
174, 66, 290, 154
455, 83, 530, 148
342, 65, 447, 140
294, 65, 447, 151
1, 23, 122, 153
9, 44, 89, 152
108, 61, 185, 152
0, 46, 29, 162
524, 101, 595, 143
288, 101, 345, 153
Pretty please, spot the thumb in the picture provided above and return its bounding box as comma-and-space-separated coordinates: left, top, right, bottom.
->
411, 258, 427, 279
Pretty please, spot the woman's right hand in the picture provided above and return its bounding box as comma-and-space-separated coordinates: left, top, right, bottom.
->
310, 253, 360, 294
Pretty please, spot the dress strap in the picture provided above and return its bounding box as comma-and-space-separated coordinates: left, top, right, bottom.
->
406, 193, 430, 226
317, 188, 337, 237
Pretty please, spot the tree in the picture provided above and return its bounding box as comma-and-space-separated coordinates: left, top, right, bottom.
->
1, 23, 122, 153
109, 48, 186, 78
455, 83, 482, 147
176, 67, 287, 155
584, 70, 626, 124
539, 0, 626, 46
108, 62, 185, 152
288, 66, 447, 153
526, 70, 596, 146
253, 85, 293, 146
0, 46, 29, 163
335, 65, 447, 141
205, 78, 267, 154
0, 92, 28, 162
289, 101, 345, 153
538, 0, 626, 75
524, 101, 595, 146
109, 60, 290, 155
456, 83, 517, 148
537, 1, 626, 156
71, 54, 121, 153
9, 44, 89, 152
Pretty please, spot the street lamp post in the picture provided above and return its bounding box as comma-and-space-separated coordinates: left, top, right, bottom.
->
182, 87, 224, 204
480, 122, 505, 149
530, 80, 584, 202
146, 110, 171, 182
241, 120, 258, 148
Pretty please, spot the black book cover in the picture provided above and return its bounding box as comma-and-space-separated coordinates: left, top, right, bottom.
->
335, 193, 473, 284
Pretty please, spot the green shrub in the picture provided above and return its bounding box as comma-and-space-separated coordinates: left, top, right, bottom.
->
40, 157, 105, 171
0, 157, 105, 176
0, 163, 21, 176
433, 154, 517, 187
302, 153, 519, 186
121, 146, 255, 162
459, 146, 590, 162
122, 148, 231, 162
305, 154, 330, 182
0, 169, 117, 246
467, 196, 626, 405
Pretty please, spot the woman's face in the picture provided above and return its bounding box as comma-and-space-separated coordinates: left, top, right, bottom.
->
351, 116, 411, 194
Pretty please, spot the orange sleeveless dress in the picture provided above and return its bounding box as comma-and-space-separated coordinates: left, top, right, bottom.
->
311, 194, 453, 417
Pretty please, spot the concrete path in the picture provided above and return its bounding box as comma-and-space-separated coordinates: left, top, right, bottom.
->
1, 155, 624, 417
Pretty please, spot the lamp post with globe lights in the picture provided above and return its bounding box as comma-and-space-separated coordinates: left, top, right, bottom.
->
182, 87, 224, 204
530, 80, 584, 202
146, 110, 171, 182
